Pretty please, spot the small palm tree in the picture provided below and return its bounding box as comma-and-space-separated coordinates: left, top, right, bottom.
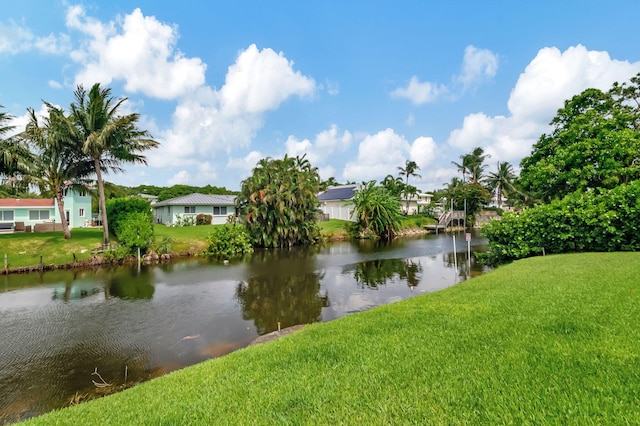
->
70, 83, 159, 248
485, 161, 516, 208
397, 160, 421, 213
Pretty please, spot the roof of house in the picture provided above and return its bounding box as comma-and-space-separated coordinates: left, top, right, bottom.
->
0, 198, 55, 207
153, 193, 236, 207
318, 185, 358, 201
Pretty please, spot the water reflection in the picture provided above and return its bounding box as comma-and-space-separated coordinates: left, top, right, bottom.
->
349, 258, 422, 289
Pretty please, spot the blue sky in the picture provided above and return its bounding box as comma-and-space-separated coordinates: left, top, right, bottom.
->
2, 1, 640, 191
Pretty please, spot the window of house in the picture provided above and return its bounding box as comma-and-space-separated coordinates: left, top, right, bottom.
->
79, 208, 85, 217
184, 206, 195, 213
213, 206, 227, 215
29, 210, 50, 220
0, 210, 14, 221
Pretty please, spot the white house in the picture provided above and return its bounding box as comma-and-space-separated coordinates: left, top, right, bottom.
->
152, 193, 236, 225
400, 192, 434, 215
317, 185, 357, 221
0, 188, 92, 232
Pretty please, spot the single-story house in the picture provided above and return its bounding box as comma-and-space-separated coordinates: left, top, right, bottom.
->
152, 193, 237, 225
317, 184, 358, 221
400, 192, 434, 215
136, 193, 159, 205
0, 188, 92, 232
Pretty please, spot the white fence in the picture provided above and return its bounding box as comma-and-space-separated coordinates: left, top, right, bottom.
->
321, 206, 356, 222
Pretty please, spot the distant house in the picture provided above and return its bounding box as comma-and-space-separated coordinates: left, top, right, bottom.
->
0, 188, 92, 232
317, 184, 358, 221
152, 193, 237, 225
400, 192, 434, 215
136, 193, 159, 205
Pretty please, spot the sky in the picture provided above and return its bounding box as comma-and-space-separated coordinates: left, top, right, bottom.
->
2, 1, 640, 192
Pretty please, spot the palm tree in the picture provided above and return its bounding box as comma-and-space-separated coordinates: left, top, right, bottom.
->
21, 105, 94, 239
452, 147, 491, 184
381, 174, 404, 198
69, 83, 159, 248
239, 154, 321, 248
1, 106, 33, 196
485, 161, 516, 208
352, 180, 403, 239
397, 160, 421, 213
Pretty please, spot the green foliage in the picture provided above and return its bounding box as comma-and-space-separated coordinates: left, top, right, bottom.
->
151, 235, 173, 255
481, 181, 640, 265
443, 180, 492, 225
238, 154, 321, 248
351, 181, 403, 239
519, 73, 640, 202
105, 197, 152, 236
115, 211, 154, 253
204, 224, 254, 257
196, 213, 212, 225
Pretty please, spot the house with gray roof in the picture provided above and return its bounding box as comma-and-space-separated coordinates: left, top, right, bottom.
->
152, 193, 236, 225
317, 184, 357, 221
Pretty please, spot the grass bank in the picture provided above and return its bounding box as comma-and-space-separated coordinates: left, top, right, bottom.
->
25, 252, 640, 424
0, 217, 431, 272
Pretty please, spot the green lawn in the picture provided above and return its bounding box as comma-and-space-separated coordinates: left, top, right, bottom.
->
0, 228, 103, 269
25, 252, 640, 424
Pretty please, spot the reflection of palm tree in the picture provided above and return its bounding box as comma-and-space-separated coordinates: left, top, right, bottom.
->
235, 273, 329, 335
351, 258, 422, 289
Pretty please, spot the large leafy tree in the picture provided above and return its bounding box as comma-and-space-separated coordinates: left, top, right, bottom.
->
70, 83, 158, 248
238, 154, 321, 248
21, 105, 94, 239
519, 73, 640, 202
351, 180, 403, 239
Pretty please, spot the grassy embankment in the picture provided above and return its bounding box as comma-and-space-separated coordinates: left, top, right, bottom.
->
0, 220, 355, 270
25, 252, 640, 424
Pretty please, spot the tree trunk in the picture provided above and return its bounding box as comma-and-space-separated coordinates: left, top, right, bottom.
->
55, 191, 71, 240
94, 158, 110, 249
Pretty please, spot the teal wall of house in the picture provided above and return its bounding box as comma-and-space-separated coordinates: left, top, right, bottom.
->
0, 189, 91, 229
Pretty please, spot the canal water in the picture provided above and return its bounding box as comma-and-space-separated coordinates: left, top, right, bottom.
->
0, 231, 488, 423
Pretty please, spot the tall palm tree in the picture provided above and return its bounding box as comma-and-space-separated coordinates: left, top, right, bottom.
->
70, 83, 159, 248
1, 106, 33, 196
397, 160, 421, 213
21, 105, 95, 239
485, 161, 516, 208
452, 147, 491, 183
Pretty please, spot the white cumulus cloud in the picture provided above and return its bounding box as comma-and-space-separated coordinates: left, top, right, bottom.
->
67, 6, 206, 99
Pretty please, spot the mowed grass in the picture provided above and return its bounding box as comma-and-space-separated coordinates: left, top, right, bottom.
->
0, 228, 103, 268
25, 252, 640, 424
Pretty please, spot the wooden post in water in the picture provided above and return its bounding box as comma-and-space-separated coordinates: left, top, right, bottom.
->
4, 253, 7, 274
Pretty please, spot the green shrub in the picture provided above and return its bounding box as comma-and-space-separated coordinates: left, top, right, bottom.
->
196, 214, 212, 225
116, 212, 154, 254
481, 181, 640, 265
106, 197, 152, 236
204, 224, 254, 258
173, 214, 196, 227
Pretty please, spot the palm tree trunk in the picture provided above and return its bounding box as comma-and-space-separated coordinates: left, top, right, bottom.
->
55, 191, 72, 240
94, 158, 110, 248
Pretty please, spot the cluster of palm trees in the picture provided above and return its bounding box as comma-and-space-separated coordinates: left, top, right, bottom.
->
0, 83, 158, 245
238, 154, 322, 248
445, 147, 518, 217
